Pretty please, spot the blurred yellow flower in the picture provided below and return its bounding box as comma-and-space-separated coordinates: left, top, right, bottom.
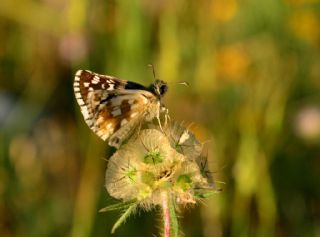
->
288, 10, 320, 45
216, 44, 250, 81
210, 0, 238, 22
285, 0, 318, 5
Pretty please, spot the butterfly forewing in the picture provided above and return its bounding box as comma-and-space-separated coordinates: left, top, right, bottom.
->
74, 70, 125, 124
73, 70, 161, 147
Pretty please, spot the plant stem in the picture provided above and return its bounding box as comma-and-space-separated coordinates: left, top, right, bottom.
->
161, 191, 178, 237
162, 191, 170, 237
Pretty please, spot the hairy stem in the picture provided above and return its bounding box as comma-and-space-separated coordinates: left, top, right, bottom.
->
161, 191, 178, 237
162, 191, 170, 237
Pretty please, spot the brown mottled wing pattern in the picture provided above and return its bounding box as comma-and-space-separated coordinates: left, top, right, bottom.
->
73, 70, 158, 147
106, 91, 157, 147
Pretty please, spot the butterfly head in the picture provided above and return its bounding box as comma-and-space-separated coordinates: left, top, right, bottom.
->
150, 80, 168, 98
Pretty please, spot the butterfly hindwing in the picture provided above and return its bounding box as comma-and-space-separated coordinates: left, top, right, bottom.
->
91, 91, 152, 142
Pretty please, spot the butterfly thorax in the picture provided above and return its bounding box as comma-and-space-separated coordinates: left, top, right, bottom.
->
149, 80, 168, 98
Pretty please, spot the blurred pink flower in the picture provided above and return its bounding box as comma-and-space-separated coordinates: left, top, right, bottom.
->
59, 33, 88, 63
295, 106, 320, 140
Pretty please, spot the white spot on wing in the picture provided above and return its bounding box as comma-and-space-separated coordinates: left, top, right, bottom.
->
130, 112, 138, 118
108, 94, 143, 106
107, 84, 115, 91
97, 130, 104, 137
78, 100, 85, 106
179, 130, 190, 144
81, 108, 90, 119
75, 93, 82, 99
131, 104, 139, 110
101, 134, 108, 140
141, 96, 148, 104
111, 109, 121, 117
92, 75, 100, 84
107, 123, 113, 129
121, 119, 128, 126
75, 70, 83, 77
77, 98, 85, 105
84, 82, 90, 87
96, 116, 105, 124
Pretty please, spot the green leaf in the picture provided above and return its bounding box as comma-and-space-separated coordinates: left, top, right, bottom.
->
99, 200, 137, 213
111, 202, 138, 233
194, 188, 217, 199
176, 174, 193, 191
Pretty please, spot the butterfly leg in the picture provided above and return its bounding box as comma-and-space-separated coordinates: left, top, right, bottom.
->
157, 115, 164, 132
159, 105, 169, 130
164, 108, 170, 127
136, 120, 143, 138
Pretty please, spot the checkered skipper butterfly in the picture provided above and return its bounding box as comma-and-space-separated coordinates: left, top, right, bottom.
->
73, 70, 168, 148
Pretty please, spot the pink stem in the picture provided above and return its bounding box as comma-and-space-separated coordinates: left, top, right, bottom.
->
161, 191, 170, 237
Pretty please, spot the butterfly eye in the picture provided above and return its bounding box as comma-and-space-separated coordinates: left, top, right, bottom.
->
160, 84, 168, 95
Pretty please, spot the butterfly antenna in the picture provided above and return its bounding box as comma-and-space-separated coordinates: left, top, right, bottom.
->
177, 81, 189, 86
148, 64, 157, 80
148, 63, 189, 86
167, 80, 190, 87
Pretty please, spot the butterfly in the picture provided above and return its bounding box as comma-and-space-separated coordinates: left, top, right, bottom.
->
73, 70, 168, 148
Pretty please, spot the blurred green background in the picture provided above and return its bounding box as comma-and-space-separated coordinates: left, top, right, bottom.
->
1, 0, 320, 236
